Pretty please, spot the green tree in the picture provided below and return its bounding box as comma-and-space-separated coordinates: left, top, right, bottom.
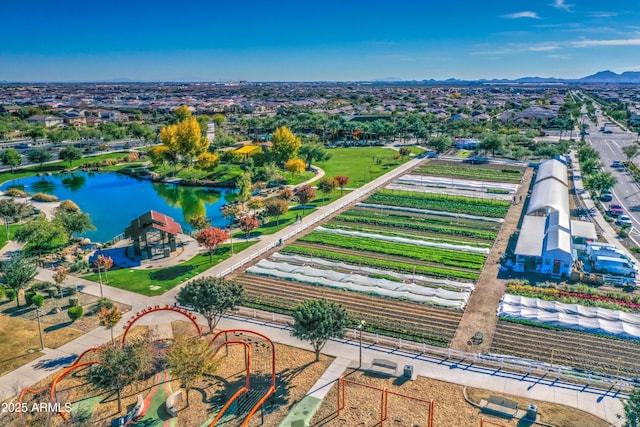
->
236, 171, 252, 210
270, 126, 301, 166
26, 149, 52, 168
58, 146, 83, 167
174, 105, 192, 123
14, 217, 68, 257
479, 133, 505, 156
624, 387, 640, 427
429, 135, 453, 153
54, 210, 95, 239
398, 147, 411, 159
577, 146, 599, 164
166, 336, 219, 406
264, 198, 289, 226
0, 198, 30, 239
87, 339, 154, 413
623, 145, 640, 162
291, 299, 349, 362
2, 257, 37, 307
212, 113, 226, 126
299, 143, 331, 169
176, 277, 244, 333
1, 148, 22, 173
32, 294, 44, 308
584, 171, 617, 197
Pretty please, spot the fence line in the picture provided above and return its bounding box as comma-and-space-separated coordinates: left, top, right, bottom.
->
229, 306, 634, 394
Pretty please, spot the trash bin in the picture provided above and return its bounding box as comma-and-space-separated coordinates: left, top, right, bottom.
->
403, 365, 413, 379
526, 404, 538, 420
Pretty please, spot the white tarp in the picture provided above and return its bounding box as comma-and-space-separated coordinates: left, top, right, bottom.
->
355, 203, 504, 223
396, 174, 519, 193
499, 294, 640, 339
386, 183, 513, 201
315, 226, 490, 254
247, 259, 471, 308
271, 252, 476, 289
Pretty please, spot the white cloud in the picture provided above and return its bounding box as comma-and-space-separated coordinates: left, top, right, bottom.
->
551, 0, 574, 12
590, 11, 618, 18
502, 11, 541, 19
546, 54, 570, 60
571, 38, 640, 47
528, 45, 561, 52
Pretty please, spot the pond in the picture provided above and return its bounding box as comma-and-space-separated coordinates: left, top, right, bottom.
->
1, 172, 237, 242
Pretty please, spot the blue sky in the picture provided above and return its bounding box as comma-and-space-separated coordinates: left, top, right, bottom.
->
2, 0, 639, 82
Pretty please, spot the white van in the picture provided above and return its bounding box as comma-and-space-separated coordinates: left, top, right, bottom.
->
593, 255, 637, 277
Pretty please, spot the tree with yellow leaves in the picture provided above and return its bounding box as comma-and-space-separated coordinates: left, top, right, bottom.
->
270, 126, 301, 166
197, 152, 220, 170
174, 105, 192, 122
176, 117, 209, 167
285, 158, 306, 179
159, 125, 181, 174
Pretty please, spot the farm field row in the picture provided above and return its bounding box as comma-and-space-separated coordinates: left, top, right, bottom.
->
238, 273, 462, 346
491, 320, 640, 377
413, 163, 523, 182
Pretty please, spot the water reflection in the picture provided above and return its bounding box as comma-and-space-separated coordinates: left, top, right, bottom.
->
152, 183, 223, 223
31, 178, 56, 194
60, 174, 87, 192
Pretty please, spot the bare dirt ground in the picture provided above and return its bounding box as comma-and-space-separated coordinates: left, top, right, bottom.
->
311, 370, 609, 427
450, 167, 534, 352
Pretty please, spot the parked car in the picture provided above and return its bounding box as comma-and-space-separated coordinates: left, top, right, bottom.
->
618, 215, 633, 227
604, 130, 614, 134
610, 203, 624, 217
600, 192, 613, 202
612, 160, 623, 168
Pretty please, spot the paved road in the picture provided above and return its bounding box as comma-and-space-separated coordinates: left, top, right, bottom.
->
582, 106, 640, 244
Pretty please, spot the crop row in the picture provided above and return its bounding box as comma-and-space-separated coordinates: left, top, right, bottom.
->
281, 244, 479, 283
299, 231, 486, 270
351, 207, 501, 231
506, 284, 640, 312
239, 273, 459, 346
369, 190, 510, 218
335, 212, 497, 240
324, 222, 491, 249
414, 164, 523, 182
491, 319, 640, 376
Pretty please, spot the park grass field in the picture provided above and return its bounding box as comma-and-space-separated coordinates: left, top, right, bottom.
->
83, 242, 255, 296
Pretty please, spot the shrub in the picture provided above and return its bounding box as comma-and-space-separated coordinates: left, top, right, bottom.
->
69, 298, 79, 307
59, 200, 80, 212
69, 260, 88, 273
5, 188, 26, 197
65, 286, 77, 296
46, 287, 59, 298
68, 306, 83, 321
631, 247, 640, 254
96, 297, 113, 310
5, 288, 16, 301
24, 291, 36, 306
0, 286, 5, 300
32, 295, 44, 308
31, 193, 59, 202
101, 158, 118, 166
125, 152, 140, 162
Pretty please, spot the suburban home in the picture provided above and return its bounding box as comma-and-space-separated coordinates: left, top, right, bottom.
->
26, 115, 64, 128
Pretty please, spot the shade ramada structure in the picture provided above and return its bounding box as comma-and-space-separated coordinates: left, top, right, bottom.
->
124, 210, 182, 260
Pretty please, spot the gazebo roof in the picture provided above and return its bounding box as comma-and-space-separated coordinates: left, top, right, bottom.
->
124, 210, 182, 239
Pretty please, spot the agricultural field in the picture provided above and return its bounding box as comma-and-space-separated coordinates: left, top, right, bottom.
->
492, 280, 640, 376
237, 162, 520, 347
414, 163, 524, 182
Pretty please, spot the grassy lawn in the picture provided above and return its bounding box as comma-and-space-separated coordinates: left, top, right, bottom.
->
0, 152, 135, 185
315, 147, 408, 188
0, 311, 85, 375
285, 171, 316, 185
405, 146, 426, 155
0, 223, 21, 249
456, 150, 473, 158
82, 242, 255, 296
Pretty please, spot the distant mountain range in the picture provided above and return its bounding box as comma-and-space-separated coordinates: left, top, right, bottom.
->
374, 70, 640, 84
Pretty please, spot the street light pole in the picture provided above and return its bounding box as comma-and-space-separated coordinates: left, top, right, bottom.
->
357, 320, 366, 369
36, 308, 44, 350
97, 264, 104, 298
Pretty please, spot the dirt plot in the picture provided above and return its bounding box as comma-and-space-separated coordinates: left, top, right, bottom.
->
311, 370, 608, 427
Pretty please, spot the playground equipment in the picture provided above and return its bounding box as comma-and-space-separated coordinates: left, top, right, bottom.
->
18, 305, 275, 427
337, 376, 434, 427
208, 329, 276, 427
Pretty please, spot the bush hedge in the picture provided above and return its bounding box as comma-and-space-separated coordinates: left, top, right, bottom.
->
68, 306, 83, 321
31, 193, 59, 202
